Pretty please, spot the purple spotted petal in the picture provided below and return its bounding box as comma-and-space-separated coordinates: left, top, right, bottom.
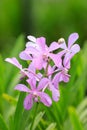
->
24, 94, 33, 110
49, 42, 60, 52
19, 51, 32, 60
38, 92, 52, 107
5, 57, 22, 69
14, 84, 30, 92
68, 33, 79, 49
37, 78, 49, 91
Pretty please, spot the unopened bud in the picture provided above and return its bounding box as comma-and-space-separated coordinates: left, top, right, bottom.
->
58, 38, 65, 44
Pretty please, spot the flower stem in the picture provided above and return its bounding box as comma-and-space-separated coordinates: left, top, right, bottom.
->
30, 103, 39, 130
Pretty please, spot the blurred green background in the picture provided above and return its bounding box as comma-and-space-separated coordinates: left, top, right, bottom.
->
0, 0, 87, 130
0, 0, 87, 56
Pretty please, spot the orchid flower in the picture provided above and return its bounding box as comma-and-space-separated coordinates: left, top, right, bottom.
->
59, 33, 80, 69
19, 36, 61, 70
15, 78, 52, 110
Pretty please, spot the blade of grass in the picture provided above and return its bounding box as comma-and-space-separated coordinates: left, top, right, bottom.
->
0, 114, 8, 130
14, 92, 26, 130
68, 106, 84, 130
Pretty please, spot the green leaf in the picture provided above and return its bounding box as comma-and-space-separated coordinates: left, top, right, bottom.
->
77, 97, 87, 114
19, 109, 31, 130
14, 92, 26, 130
68, 107, 84, 130
45, 123, 56, 130
32, 111, 45, 130
0, 55, 5, 94
0, 114, 8, 130
2, 93, 17, 105
9, 115, 14, 130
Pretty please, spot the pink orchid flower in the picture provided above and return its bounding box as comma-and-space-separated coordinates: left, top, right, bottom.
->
19, 36, 62, 70
59, 33, 80, 69
15, 78, 52, 110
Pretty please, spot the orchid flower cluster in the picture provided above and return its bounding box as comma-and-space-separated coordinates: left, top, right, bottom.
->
5, 33, 80, 110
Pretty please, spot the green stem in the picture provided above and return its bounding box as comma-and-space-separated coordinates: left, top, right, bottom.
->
30, 103, 39, 130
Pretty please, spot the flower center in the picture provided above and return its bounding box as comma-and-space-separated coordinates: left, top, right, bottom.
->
43, 53, 48, 61
33, 91, 37, 96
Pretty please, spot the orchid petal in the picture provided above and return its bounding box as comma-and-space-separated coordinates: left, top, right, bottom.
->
68, 33, 79, 49
37, 78, 49, 91
52, 73, 60, 89
19, 51, 32, 60
36, 37, 46, 51
71, 44, 80, 54
59, 42, 67, 49
25, 46, 40, 56
63, 52, 75, 69
5, 57, 22, 69
63, 52, 71, 68
38, 92, 52, 107
47, 65, 53, 75
62, 74, 70, 82
27, 78, 36, 90
50, 86, 60, 102
24, 94, 33, 110
49, 53, 62, 68
26, 42, 39, 49
28, 63, 35, 73
14, 84, 30, 92
32, 56, 43, 70
49, 42, 60, 52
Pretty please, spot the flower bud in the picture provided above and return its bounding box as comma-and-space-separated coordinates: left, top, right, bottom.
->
58, 38, 65, 44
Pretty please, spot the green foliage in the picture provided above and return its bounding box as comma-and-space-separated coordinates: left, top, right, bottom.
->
68, 107, 83, 130
0, 114, 8, 130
